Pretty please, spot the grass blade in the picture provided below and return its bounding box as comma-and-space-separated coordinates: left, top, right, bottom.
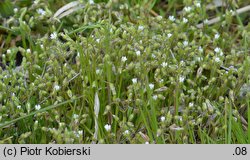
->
93, 92, 100, 143
53, 1, 81, 19
0, 96, 82, 129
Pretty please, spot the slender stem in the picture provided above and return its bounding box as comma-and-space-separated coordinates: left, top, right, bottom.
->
197, 5, 250, 28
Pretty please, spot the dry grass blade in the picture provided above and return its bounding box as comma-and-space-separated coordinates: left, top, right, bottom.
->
94, 92, 100, 116
57, 5, 84, 19
154, 86, 168, 92
169, 124, 184, 131
206, 0, 226, 10
53, 1, 84, 19
197, 5, 250, 28
139, 131, 150, 142
93, 92, 100, 143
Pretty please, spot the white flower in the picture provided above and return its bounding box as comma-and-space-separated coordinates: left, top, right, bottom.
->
214, 33, 220, 39
195, 2, 201, 7
74, 130, 79, 136
178, 116, 183, 121
78, 130, 83, 135
156, 16, 162, 21
96, 39, 100, 43
40, 44, 44, 49
214, 57, 221, 63
132, 78, 137, 84
159, 79, 164, 83
35, 104, 41, 110
145, 141, 149, 144
183, 18, 188, 23
152, 95, 158, 100
179, 76, 185, 83
198, 46, 203, 52
214, 47, 220, 53
168, 15, 175, 22
59, 122, 65, 127
204, 19, 209, 24
135, 50, 141, 56
167, 33, 172, 38
73, 114, 79, 119
228, 66, 237, 71
196, 57, 202, 62
220, 51, 224, 56
14, 8, 18, 13
109, 28, 113, 33
171, 126, 184, 131
161, 62, 168, 67
26, 49, 31, 53
54, 84, 60, 91
184, 6, 192, 12
89, 0, 95, 4
160, 116, 165, 122
149, 83, 154, 90
104, 124, 111, 132
34, 0, 39, 4
7, 49, 11, 54
180, 60, 185, 66
234, 117, 237, 122
229, 10, 234, 15
138, 25, 144, 31
124, 130, 130, 135
96, 69, 101, 74
189, 102, 194, 107
17, 105, 21, 109
183, 41, 188, 47
151, 54, 156, 58
37, 8, 46, 16
50, 32, 57, 39
121, 56, 127, 62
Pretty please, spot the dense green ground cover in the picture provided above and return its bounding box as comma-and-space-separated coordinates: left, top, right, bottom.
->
0, 0, 250, 144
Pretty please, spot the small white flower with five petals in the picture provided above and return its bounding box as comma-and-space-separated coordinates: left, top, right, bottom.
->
149, 83, 154, 90
161, 62, 168, 67
104, 124, 111, 132
214, 33, 220, 39
132, 78, 137, 84
121, 56, 127, 62
160, 116, 165, 122
37, 8, 46, 16
169, 15, 175, 22
50, 32, 57, 39
35, 104, 41, 110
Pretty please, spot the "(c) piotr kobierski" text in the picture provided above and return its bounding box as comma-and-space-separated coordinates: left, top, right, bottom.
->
20, 146, 91, 156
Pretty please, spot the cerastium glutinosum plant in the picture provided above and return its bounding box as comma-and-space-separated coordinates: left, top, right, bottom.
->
0, 0, 249, 144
